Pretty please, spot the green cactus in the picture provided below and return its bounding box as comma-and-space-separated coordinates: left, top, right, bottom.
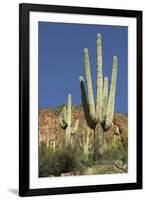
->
50, 140, 56, 151
105, 56, 118, 129
84, 48, 96, 121
103, 77, 108, 121
79, 123, 92, 160
79, 33, 118, 158
59, 94, 79, 145
96, 33, 103, 121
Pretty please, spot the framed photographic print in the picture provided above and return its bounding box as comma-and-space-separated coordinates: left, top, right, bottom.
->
19, 3, 142, 197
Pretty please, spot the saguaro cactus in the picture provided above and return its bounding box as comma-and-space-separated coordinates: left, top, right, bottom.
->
79, 33, 118, 158
59, 94, 79, 145
50, 140, 56, 151
79, 123, 92, 160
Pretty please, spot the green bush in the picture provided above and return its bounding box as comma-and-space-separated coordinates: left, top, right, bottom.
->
39, 135, 128, 177
102, 140, 128, 165
39, 144, 87, 177
39, 143, 57, 177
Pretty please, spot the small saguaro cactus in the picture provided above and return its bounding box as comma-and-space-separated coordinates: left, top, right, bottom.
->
59, 94, 79, 146
79, 123, 92, 160
49, 140, 56, 151
79, 33, 118, 158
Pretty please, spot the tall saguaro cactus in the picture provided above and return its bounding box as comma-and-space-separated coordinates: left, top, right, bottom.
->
59, 94, 79, 145
79, 33, 118, 158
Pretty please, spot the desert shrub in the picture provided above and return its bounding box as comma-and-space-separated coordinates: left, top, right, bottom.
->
102, 141, 128, 165
116, 141, 128, 164
120, 127, 128, 152
39, 144, 87, 177
54, 145, 81, 175
83, 152, 95, 167
39, 143, 57, 177
96, 165, 109, 174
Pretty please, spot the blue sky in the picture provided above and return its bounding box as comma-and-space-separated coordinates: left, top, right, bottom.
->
38, 22, 128, 113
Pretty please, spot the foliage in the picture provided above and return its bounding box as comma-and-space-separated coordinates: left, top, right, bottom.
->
101, 139, 128, 168
39, 131, 128, 176
39, 144, 87, 177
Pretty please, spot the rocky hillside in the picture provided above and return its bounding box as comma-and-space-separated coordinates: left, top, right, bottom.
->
39, 106, 128, 148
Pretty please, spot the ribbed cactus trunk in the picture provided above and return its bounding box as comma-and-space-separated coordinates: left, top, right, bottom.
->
59, 94, 79, 146
96, 33, 104, 158
103, 77, 108, 121
51, 140, 56, 152
79, 33, 118, 159
65, 94, 72, 144
83, 125, 90, 160
96, 123, 104, 157
96, 33, 103, 121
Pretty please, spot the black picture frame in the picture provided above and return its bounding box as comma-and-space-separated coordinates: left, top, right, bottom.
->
19, 3, 143, 197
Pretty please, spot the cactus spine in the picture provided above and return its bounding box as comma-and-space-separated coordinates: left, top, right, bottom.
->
59, 94, 79, 145
79, 33, 118, 158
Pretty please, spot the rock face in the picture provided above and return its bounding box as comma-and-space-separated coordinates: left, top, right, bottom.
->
39, 106, 128, 148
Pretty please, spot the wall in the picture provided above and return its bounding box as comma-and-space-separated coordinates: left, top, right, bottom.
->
0, 0, 145, 199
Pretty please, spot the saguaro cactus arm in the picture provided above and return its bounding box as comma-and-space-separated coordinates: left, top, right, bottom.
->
63, 106, 67, 124
59, 115, 67, 129
103, 77, 108, 121
59, 106, 68, 129
105, 56, 118, 128
67, 94, 72, 126
96, 33, 103, 121
79, 76, 96, 128
84, 48, 96, 120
